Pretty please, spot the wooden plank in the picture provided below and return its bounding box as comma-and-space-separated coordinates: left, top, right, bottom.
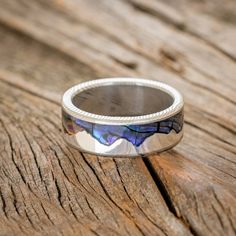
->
126, 0, 236, 60
0, 7, 235, 144
0, 1, 235, 153
1, 0, 235, 122
53, 0, 236, 89
0, 0, 235, 235
148, 152, 236, 236
0, 81, 190, 235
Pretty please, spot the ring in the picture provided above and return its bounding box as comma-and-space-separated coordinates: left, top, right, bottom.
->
62, 78, 184, 156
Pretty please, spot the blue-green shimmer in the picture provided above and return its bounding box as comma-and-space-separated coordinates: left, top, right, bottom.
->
62, 110, 183, 147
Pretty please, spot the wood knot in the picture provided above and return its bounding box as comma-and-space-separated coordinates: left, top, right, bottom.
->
159, 47, 184, 74
111, 56, 138, 70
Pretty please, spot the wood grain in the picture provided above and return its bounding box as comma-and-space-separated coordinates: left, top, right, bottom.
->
0, 0, 235, 235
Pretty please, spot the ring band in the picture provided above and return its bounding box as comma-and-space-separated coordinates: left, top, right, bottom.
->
62, 78, 184, 156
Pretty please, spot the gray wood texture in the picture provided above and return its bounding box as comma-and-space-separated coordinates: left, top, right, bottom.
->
0, 0, 235, 235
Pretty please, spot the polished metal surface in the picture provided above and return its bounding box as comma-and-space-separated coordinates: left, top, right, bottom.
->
64, 129, 183, 157
62, 78, 184, 156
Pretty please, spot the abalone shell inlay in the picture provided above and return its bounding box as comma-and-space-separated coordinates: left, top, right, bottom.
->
62, 109, 183, 147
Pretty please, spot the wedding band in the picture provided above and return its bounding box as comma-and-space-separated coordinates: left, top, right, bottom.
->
62, 78, 184, 156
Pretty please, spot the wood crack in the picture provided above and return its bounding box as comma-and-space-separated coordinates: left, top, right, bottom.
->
142, 156, 177, 215
10, 186, 20, 216
113, 160, 133, 202
212, 189, 236, 234
80, 153, 147, 236
126, 0, 185, 30
40, 202, 54, 225
84, 196, 99, 220
134, 198, 168, 236
54, 179, 64, 209
0, 187, 8, 218
142, 156, 196, 235
0, 119, 28, 185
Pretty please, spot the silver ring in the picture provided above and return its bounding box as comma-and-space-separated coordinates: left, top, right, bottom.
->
62, 78, 184, 156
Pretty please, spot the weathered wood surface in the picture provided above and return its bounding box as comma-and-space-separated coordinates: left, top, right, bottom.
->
0, 0, 235, 235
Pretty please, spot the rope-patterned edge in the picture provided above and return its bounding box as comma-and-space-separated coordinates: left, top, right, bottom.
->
62, 78, 184, 125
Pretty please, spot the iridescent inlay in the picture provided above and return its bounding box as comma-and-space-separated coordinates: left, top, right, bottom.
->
62, 109, 183, 147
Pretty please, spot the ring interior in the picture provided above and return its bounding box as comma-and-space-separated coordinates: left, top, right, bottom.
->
72, 84, 174, 117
